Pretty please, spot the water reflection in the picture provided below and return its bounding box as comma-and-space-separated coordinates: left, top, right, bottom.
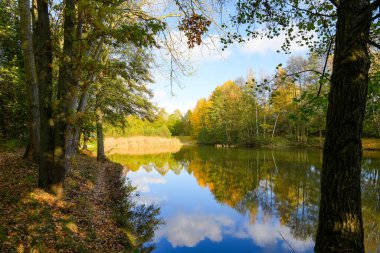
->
109, 147, 380, 253
156, 213, 234, 247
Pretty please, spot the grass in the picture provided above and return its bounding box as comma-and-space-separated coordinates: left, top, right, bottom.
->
362, 138, 380, 150
105, 136, 182, 155
0, 139, 26, 151
177, 136, 198, 145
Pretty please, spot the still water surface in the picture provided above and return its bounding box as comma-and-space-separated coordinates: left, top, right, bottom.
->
109, 146, 380, 253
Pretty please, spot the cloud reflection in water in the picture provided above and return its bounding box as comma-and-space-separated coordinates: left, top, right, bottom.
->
155, 210, 314, 252
155, 213, 234, 247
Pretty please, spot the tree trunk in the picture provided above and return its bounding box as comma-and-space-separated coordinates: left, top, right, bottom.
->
53, 0, 76, 187
65, 10, 84, 162
315, 1, 372, 252
96, 109, 106, 161
83, 131, 89, 150
18, 0, 40, 163
271, 113, 279, 141
255, 104, 259, 139
35, 0, 54, 189
71, 39, 103, 154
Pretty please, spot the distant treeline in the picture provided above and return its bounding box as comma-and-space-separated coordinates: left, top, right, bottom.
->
164, 55, 380, 145
101, 54, 380, 146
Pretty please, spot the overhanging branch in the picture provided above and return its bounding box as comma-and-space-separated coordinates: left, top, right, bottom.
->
370, 0, 380, 10
328, 0, 340, 8
368, 39, 380, 49
318, 38, 333, 96
372, 13, 380, 21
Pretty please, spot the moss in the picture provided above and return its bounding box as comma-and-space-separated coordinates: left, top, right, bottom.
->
0, 139, 26, 150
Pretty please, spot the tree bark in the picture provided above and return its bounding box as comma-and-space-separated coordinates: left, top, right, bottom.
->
18, 0, 40, 163
82, 131, 89, 150
96, 108, 106, 161
315, 1, 372, 252
53, 0, 76, 186
35, 0, 54, 189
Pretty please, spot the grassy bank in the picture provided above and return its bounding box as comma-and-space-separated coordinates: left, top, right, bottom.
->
195, 137, 380, 150
105, 136, 182, 155
362, 138, 380, 150
176, 136, 198, 146
0, 149, 161, 252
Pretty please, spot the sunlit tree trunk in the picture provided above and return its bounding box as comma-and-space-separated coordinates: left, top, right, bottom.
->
271, 113, 279, 142
18, 0, 40, 162
315, 1, 372, 252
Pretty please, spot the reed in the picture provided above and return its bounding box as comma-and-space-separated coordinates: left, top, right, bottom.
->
105, 136, 182, 155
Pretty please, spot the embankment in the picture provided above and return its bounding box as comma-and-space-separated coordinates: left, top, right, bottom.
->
0, 149, 159, 252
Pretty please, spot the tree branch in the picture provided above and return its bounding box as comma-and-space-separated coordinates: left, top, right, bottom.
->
318, 38, 333, 97
258, 69, 330, 88
285, 1, 336, 17
370, 0, 380, 10
368, 39, 380, 49
328, 0, 340, 8
371, 13, 380, 21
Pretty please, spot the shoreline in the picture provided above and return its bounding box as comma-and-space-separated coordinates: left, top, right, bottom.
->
0, 149, 159, 252
189, 137, 380, 151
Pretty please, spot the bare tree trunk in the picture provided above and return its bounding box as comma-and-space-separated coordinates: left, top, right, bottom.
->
372, 103, 380, 136
35, 0, 54, 189
271, 113, 279, 141
18, 0, 40, 163
255, 104, 258, 139
71, 39, 103, 154
315, 1, 372, 252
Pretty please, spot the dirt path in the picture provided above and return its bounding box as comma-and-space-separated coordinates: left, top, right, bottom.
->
0, 151, 126, 252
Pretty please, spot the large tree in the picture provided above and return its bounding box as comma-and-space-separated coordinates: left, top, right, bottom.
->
17, 0, 165, 190
200, 0, 380, 251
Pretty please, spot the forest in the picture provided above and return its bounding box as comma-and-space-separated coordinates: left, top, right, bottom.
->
1, 0, 380, 252
152, 54, 380, 146
116, 53, 380, 147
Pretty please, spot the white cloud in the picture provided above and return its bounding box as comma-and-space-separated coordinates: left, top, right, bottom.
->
155, 213, 234, 247
154, 90, 167, 99
139, 195, 167, 206
227, 219, 314, 252
241, 33, 309, 54
154, 211, 313, 251
159, 99, 197, 114
131, 174, 166, 193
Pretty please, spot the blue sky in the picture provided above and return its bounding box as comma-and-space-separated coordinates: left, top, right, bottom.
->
151, 36, 309, 114
146, 1, 310, 114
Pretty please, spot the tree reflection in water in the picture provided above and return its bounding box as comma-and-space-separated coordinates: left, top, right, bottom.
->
109, 147, 380, 252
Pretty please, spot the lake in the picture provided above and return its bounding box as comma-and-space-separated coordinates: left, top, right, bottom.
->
108, 146, 380, 253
